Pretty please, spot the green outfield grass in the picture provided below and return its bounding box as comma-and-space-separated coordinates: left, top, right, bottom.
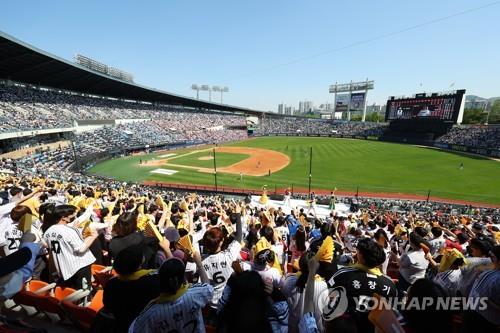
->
167, 150, 249, 168
88, 137, 500, 204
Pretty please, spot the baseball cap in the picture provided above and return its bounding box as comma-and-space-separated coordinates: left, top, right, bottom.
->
0, 247, 32, 278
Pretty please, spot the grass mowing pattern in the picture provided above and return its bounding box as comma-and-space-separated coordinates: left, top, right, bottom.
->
88, 137, 500, 204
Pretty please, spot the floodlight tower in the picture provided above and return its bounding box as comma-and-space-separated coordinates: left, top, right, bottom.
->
221, 86, 229, 104
191, 84, 200, 99
212, 86, 229, 104
200, 85, 211, 101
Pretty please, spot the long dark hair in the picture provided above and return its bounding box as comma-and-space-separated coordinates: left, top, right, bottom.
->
296, 253, 310, 291
295, 227, 306, 252
220, 271, 272, 333
112, 211, 138, 237
42, 204, 77, 233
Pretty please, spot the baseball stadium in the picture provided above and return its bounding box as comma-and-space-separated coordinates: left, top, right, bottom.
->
0, 2, 500, 333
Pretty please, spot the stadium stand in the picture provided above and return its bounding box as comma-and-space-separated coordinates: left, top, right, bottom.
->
0, 158, 499, 332
1, 32, 499, 333
256, 117, 388, 136
436, 125, 500, 150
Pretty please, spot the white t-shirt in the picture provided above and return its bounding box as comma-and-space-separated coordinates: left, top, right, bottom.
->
43, 224, 96, 280
255, 266, 282, 289
202, 240, 241, 307
399, 250, 429, 284
428, 236, 446, 256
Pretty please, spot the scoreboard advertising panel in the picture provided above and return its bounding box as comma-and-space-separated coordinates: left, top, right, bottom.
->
385, 89, 466, 123
335, 92, 366, 112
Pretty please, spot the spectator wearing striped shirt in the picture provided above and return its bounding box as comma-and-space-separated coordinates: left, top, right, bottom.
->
129, 250, 213, 333
463, 245, 500, 331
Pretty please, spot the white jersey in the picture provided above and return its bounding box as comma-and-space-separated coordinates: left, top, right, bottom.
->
202, 240, 241, 307
0, 217, 23, 256
129, 283, 214, 333
275, 226, 290, 245
0, 203, 15, 219
0, 217, 43, 256
43, 224, 95, 280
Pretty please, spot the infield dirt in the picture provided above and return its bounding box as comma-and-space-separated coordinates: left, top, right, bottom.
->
143, 146, 290, 176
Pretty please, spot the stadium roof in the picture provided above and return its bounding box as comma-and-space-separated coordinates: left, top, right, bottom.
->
0, 31, 265, 115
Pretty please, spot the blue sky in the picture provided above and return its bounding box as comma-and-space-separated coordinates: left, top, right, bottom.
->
1, 0, 499, 111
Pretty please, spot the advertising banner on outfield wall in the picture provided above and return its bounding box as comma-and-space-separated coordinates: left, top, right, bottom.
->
350, 92, 366, 111
335, 94, 349, 112
433, 142, 500, 158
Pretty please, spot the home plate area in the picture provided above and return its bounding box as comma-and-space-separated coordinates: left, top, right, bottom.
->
150, 168, 178, 176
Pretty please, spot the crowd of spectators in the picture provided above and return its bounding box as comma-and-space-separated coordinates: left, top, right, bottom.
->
0, 154, 499, 332
8, 124, 247, 174
437, 125, 500, 150
256, 117, 387, 137
256, 118, 335, 135
0, 84, 245, 133
331, 121, 387, 136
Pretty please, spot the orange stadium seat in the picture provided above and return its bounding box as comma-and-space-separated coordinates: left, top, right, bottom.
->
11, 280, 56, 316
12, 281, 89, 322
91, 264, 116, 289
61, 290, 104, 332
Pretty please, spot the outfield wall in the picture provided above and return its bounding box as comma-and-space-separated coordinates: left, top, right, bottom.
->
254, 133, 500, 158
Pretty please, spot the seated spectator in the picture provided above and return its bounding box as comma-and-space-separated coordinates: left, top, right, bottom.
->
42, 204, 98, 290
396, 233, 429, 293
325, 238, 397, 332
128, 251, 212, 333
218, 270, 289, 333
103, 244, 167, 332
109, 211, 157, 268
400, 279, 453, 333
463, 245, 500, 331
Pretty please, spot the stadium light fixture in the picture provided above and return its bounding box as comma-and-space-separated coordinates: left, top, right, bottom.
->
191, 84, 200, 99
200, 85, 211, 101
221, 86, 229, 104
193, 84, 229, 103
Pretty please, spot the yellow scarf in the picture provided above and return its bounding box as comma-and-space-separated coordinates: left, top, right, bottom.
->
118, 269, 155, 281
351, 263, 383, 276
156, 283, 189, 303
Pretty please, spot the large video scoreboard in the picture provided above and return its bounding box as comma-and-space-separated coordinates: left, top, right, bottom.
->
385, 89, 466, 124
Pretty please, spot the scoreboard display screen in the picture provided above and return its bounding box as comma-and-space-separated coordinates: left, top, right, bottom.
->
385, 90, 465, 123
